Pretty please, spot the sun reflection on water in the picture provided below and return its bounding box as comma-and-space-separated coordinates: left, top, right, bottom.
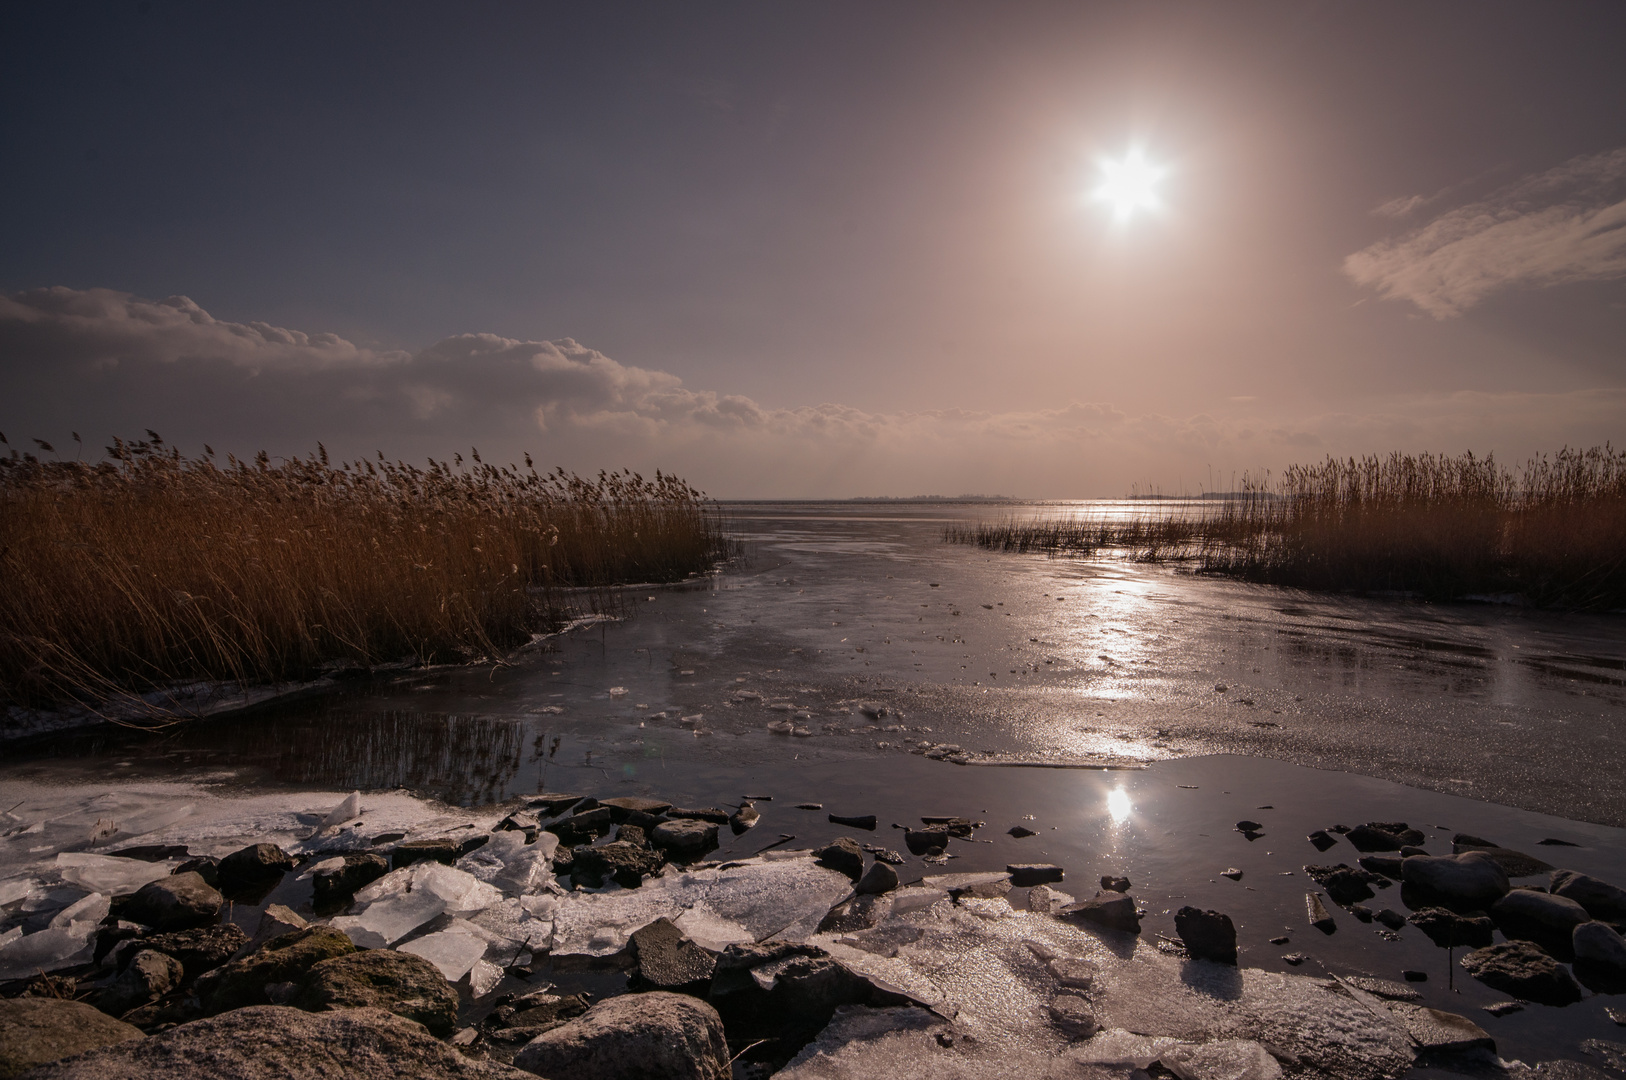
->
1107, 786, 1132, 823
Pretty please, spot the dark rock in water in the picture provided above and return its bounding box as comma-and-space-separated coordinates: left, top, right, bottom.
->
1282, 953, 1307, 965
1100, 876, 1131, 893
1174, 906, 1237, 964
1306, 893, 1336, 934
528, 793, 586, 816
1008, 825, 1037, 838
547, 808, 614, 846
615, 824, 648, 847
1234, 820, 1263, 833
813, 838, 865, 879
1451, 842, 1554, 878
1399, 845, 1429, 858
1375, 908, 1407, 930
1538, 837, 1581, 847
1491, 889, 1590, 959
101, 949, 184, 1015
816, 893, 890, 933
170, 856, 220, 889
904, 827, 950, 856
600, 796, 673, 823
1220, 868, 1243, 881
1269, 936, 1290, 945
550, 846, 575, 873
107, 844, 190, 862
667, 807, 730, 824
1350, 904, 1374, 923
0, 997, 143, 1078
729, 804, 760, 835
312, 853, 388, 905
1462, 940, 1582, 1005
855, 861, 899, 895
1574, 921, 1626, 994
1346, 825, 1406, 852
572, 841, 666, 889
297, 949, 460, 1036
650, 819, 719, 856
1386, 1003, 1495, 1054
1454, 833, 1497, 848
1308, 830, 1338, 852
1061, 892, 1141, 934
795, 803, 823, 811
1358, 855, 1405, 880
827, 814, 877, 830
21, 1005, 530, 1080
456, 833, 490, 858
1329, 824, 1351, 833
136, 924, 250, 982
1402, 852, 1510, 910
390, 838, 461, 869
1341, 976, 1420, 1000
944, 874, 1011, 901
1408, 907, 1495, 948
124, 872, 222, 931
1303, 864, 1375, 904
631, 918, 717, 993
1047, 992, 1098, 1038
497, 811, 542, 841
921, 816, 981, 838
196, 926, 357, 1015
1552, 869, 1626, 921
1483, 1000, 1524, 1017
488, 989, 591, 1031
217, 844, 295, 893
857, 702, 888, 719
1403, 970, 1427, 982
862, 846, 905, 865
1007, 864, 1064, 887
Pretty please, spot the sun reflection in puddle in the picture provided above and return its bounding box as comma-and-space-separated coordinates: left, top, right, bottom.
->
1107, 786, 1132, 823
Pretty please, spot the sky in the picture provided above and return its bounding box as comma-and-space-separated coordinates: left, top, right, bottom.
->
3, 2, 1624, 497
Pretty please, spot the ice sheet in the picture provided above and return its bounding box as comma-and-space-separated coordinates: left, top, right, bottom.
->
399, 920, 488, 981
0, 922, 97, 980
55, 852, 175, 895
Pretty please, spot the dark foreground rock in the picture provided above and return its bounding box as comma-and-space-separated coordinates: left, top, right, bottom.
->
1574, 920, 1626, 993
216, 844, 295, 893
630, 918, 717, 993
195, 926, 357, 1014
1460, 941, 1583, 1006
1060, 892, 1141, 934
1174, 906, 1238, 964
297, 950, 460, 1037
1006, 864, 1064, 888
1552, 870, 1626, 921
1408, 907, 1495, 948
313, 854, 389, 905
18, 1005, 529, 1080
122, 872, 222, 931
1491, 889, 1590, 958
571, 841, 665, 889
1401, 852, 1509, 909
513, 991, 730, 1080
650, 819, 718, 856
813, 838, 864, 879
0, 998, 141, 1080
100, 949, 184, 1016
136, 924, 251, 982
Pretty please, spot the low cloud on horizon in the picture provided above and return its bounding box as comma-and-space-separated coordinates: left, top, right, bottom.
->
3, 286, 1622, 498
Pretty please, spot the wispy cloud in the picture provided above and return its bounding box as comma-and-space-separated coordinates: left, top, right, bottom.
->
1345, 148, 1626, 317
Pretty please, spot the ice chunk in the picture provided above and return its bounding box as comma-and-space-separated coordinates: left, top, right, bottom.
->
0, 878, 35, 906
468, 897, 554, 959
0, 927, 20, 950
673, 904, 754, 952
1161, 1040, 1284, 1080
299, 856, 347, 879
468, 958, 504, 998
322, 792, 362, 827
55, 852, 174, 895
334, 888, 448, 947
400, 921, 487, 981
0, 924, 96, 980
48, 892, 109, 929
353, 860, 499, 914
1072, 1029, 1184, 1070
456, 831, 551, 896
328, 915, 389, 950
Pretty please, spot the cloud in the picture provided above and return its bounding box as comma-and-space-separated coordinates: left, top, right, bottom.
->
1345, 147, 1626, 316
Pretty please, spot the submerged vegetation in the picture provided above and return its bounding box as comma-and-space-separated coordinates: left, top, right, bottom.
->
0, 433, 732, 714
947, 447, 1626, 609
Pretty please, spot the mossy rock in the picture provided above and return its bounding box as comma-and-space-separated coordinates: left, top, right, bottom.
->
296, 950, 459, 1037
195, 926, 357, 1014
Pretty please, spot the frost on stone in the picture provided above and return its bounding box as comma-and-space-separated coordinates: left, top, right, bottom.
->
55, 852, 175, 895
0, 922, 98, 980
399, 920, 488, 982
1161, 1040, 1284, 1080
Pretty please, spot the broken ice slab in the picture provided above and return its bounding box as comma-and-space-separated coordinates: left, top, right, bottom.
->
1072, 1029, 1184, 1070
353, 860, 500, 914
332, 887, 449, 948
468, 958, 504, 998
1162, 1040, 1284, 1080
467, 896, 558, 959
456, 830, 557, 896
0, 878, 35, 906
55, 852, 175, 895
47, 892, 109, 929
776, 1006, 947, 1078
399, 920, 488, 982
321, 792, 362, 828
672, 905, 754, 952
0, 923, 97, 980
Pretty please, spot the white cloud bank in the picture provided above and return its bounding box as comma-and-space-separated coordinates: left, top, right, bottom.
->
3, 287, 1622, 497
1346, 147, 1626, 317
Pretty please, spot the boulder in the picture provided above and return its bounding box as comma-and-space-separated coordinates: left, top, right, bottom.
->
313, 853, 389, 905
631, 918, 716, 992
0, 998, 141, 1080
1460, 941, 1582, 1006
547, 808, 614, 847
649, 819, 718, 856
1358, 856, 1405, 880
1491, 889, 1590, 958
1401, 852, 1509, 909
1408, 907, 1495, 948
728, 805, 760, 835
667, 807, 730, 824
1007, 864, 1064, 888
570, 842, 665, 889
1304, 864, 1376, 904
122, 872, 222, 931
1174, 907, 1237, 964
1060, 892, 1141, 934
17, 1005, 530, 1080
855, 861, 899, 895
296, 949, 460, 1037
903, 827, 949, 856
171, 857, 220, 889
812, 838, 864, 880
1552, 870, 1626, 921
239, 905, 308, 956
136, 924, 250, 982
514, 991, 730, 1080
1574, 921, 1626, 994
1100, 876, 1131, 893
216, 845, 294, 893
1449, 843, 1552, 878
487, 989, 591, 1031
100, 949, 184, 1017
196, 926, 357, 1014
391, 839, 460, 869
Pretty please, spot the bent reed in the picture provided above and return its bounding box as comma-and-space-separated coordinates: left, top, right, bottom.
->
0, 433, 731, 714
947, 447, 1626, 609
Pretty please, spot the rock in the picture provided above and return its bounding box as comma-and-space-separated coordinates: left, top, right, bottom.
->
728, 804, 760, 835
1403, 970, 1427, 982
1048, 992, 1098, 1038
136, 925, 250, 982
216, 844, 295, 893
1385, 1003, 1494, 1054
600, 797, 673, 822
1552, 869, 1626, 921
527, 793, 586, 816
1174, 907, 1238, 964
1308, 830, 1338, 852
666, 807, 730, 824
100, 950, 184, 1016
1574, 921, 1626, 993
1221, 868, 1244, 881
1483, 1001, 1523, 1017
1026, 885, 1074, 913
1491, 889, 1590, 957
855, 861, 899, 895
514, 991, 730, 1080
650, 819, 719, 856
1407, 906, 1495, 948
1006, 864, 1064, 887
1060, 892, 1141, 934
827, 814, 877, 830
312, 853, 389, 905
1304, 864, 1375, 904
1100, 876, 1131, 893
1401, 851, 1509, 909
1047, 957, 1096, 989
391, 838, 461, 869
1374, 908, 1407, 930
1350, 904, 1374, 923
171, 857, 220, 889
1450, 843, 1554, 878
903, 827, 949, 855
631, 918, 716, 992
240, 905, 308, 956
122, 872, 222, 931
195, 926, 357, 1014
92, 922, 145, 967
1358, 856, 1405, 880
1460, 941, 1582, 1006
1346, 825, 1403, 852
1008, 826, 1036, 838
1340, 976, 1420, 1000
816, 894, 889, 934
813, 838, 865, 879
1306, 893, 1336, 934
0, 998, 142, 1080
571, 841, 665, 889
489, 989, 592, 1030
18, 1004, 530, 1079
296, 949, 460, 1036
1234, 820, 1263, 833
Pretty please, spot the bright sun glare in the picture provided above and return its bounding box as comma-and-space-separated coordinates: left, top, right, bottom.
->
1092, 150, 1165, 221
1107, 787, 1132, 823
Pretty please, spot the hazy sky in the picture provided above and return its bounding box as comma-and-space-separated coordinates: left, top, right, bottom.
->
3, 3, 1624, 496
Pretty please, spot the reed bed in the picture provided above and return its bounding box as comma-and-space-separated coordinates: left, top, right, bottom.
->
947, 447, 1626, 609
0, 433, 731, 714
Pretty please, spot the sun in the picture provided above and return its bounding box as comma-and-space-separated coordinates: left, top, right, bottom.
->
1092, 149, 1166, 221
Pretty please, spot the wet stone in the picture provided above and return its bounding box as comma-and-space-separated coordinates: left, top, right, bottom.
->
547, 807, 614, 846
1006, 864, 1064, 887
171, 857, 219, 889
135, 924, 249, 982
666, 807, 730, 824
1451, 844, 1555, 878
1008, 826, 1037, 838
1408, 906, 1495, 948
1483, 1001, 1524, 1017
1460, 940, 1583, 1006
903, 827, 949, 855
217, 844, 295, 892
1175, 906, 1238, 964
650, 819, 719, 856
1308, 830, 1338, 852
1306, 893, 1336, 934
631, 918, 717, 992
861, 846, 904, 865
1359, 856, 1405, 880
1491, 889, 1590, 958
1061, 891, 1141, 934
813, 838, 865, 879
1402, 851, 1510, 910
490, 990, 592, 1030
729, 804, 760, 835
123, 872, 221, 932
1574, 920, 1626, 993
827, 814, 877, 830
527, 793, 586, 816
600, 796, 673, 822
855, 861, 899, 895
1551, 869, 1626, 921
312, 853, 389, 905
1375, 908, 1407, 930
1304, 864, 1376, 904
571, 841, 665, 889
390, 838, 460, 869
1100, 876, 1131, 893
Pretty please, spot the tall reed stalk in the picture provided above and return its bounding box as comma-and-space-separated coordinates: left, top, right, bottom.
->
0, 433, 731, 713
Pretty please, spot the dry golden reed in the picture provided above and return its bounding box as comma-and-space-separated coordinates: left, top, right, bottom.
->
0, 432, 730, 712
948, 447, 1626, 608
